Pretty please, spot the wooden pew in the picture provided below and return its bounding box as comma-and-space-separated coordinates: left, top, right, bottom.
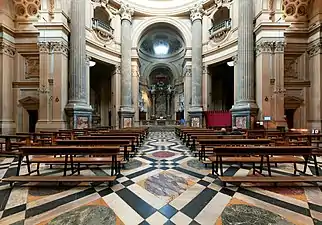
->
2, 145, 120, 187
0, 135, 31, 156
209, 145, 316, 186
197, 138, 272, 160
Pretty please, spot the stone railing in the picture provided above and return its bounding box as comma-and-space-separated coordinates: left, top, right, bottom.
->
92, 18, 114, 42
209, 19, 232, 42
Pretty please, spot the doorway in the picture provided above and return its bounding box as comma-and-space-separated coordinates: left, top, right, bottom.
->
27, 110, 38, 133
285, 109, 295, 129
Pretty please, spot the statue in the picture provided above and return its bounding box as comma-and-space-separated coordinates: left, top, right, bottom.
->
138, 87, 145, 112
150, 84, 156, 94
167, 84, 172, 94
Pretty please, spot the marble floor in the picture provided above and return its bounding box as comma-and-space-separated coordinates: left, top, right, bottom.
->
0, 131, 322, 225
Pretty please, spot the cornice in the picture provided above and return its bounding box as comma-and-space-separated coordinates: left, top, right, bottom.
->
34, 22, 70, 35
254, 22, 290, 35
110, 0, 212, 16
203, 38, 237, 58
12, 81, 39, 88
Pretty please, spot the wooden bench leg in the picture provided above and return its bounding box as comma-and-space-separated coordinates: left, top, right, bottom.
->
78, 163, 80, 175
16, 155, 23, 176
25, 156, 31, 174
266, 156, 272, 176
303, 156, 309, 174
219, 156, 224, 176
313, 155, 319, 176
211, 162, 214, 175
63, 155, 68, 176
36, 163, 40, 175
293, 163, 297, 175
252, 163, 256, 175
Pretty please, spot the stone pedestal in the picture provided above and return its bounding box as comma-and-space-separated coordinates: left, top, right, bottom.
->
64, 0, 92, 129
118, 3, 134, 128
231, 0, 258, 129
189, 3, 204, 127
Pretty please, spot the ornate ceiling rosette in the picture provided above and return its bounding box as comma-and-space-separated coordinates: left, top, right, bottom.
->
13, 0, 41, 20
282, 0, 311, 22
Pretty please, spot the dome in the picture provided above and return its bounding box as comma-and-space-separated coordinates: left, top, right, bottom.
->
139, 31, 184, 58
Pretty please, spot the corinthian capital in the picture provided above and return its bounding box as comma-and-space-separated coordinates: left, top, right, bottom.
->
119, 2, 134, 22
190, 2, 204, 22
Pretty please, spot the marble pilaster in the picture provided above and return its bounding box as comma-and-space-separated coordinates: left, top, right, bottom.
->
308, 39, 322, 129
118, 3, 135, 128
231, 0, 258, 129
184, 66, 192, 122
189, 2, 204, 127
255, 41, 286, 128
65, 0, 92, 129
111, 64, 121, 129
0, 42, 16, 134
131, 62, 140, 125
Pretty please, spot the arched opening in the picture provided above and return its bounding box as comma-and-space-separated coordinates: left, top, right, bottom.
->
93, 7, 111, 25
209, 7, 231, 41
137, 23, 186, 125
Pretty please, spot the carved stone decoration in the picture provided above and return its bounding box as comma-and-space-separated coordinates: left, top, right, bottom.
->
0, 42, 16, 57
213, 0, 233, 8
190, 2, 204, 22
113, 64, 121, 75
119, 2, 134, 22
255, 41, 285, 56
38, 41, 69, 56
209, 19, 232, 42
25, 57, 39, 79
49, 0, 55, 19
284, 58, 298, 79
92, 19, 114, 43
184, 66, 192, 77
307, 39, 322, 58
268, 0, 275, 20
282, 0, 311, 22
13, 0, 41, 19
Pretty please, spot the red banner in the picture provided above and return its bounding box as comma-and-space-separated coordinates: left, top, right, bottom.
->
205, 110, 232, 128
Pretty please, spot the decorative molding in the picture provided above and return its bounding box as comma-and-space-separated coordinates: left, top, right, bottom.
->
268, 0, 275, 20
38, 42, 69, 56
12, 81, 39, 88
49, 0, 55, 19
25, 57, 39, 79
282, 0, 311, 22
92, 19, 114, 43
284, 58, 298, 79
209, 19, 231, 43
13, 0, 41, 20
190, 2, 204, 22
255, 41, 285, 55
307, 39, 322, 58
232, 54, 238, 65
113, 64, 121, 75
119, 2, 134, 22
184, 66, 192, 77
0, 43, 16, 57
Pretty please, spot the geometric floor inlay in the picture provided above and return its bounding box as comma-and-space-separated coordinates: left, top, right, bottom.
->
0, 131, 321, 225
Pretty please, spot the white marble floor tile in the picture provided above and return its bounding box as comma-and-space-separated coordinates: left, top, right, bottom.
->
194, 192, 231, 225
146, 211, 168, 225
171, 211, 193, 224
170, 183, 205, 210
5, 186, 28, 210
103, 193, 144, 225
127, 184, 167, 210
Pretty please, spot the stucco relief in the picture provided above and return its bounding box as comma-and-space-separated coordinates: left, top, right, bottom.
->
38, 42, 69, 56
119, 2, 134, 21
0, 43, 16, 57
284, 58, 299, 79
190, 2, 204, 22
307, 39, 322, 58
13, 0, 40, 19
25, 57, 39, 79
255, 41, 285, 56
282, 0, 311, 21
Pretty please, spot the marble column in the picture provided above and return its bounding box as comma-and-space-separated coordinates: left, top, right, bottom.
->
111, 64, 121, 128
231, 0, 258, 129
118, 3, 134, 128
152, 93, 156, 119
64, 0, 92, 129
166, 94, 171, 118
189, 3, 204, 127
0, 42, 16, 134
131, 62, 140, 126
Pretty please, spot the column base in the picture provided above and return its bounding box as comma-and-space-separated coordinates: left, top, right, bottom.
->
231, 102, 258, 129
0, 120, 16, 134
189, 107, 203, 127
119, 107, 134, 128
65, 103, 93, 129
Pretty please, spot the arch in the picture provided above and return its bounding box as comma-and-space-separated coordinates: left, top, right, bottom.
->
284, 96, 304, 109
212, 7, 230, 23
132, 17, 192, 48
143, 62, 180, 86
94, 6, 111, 23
